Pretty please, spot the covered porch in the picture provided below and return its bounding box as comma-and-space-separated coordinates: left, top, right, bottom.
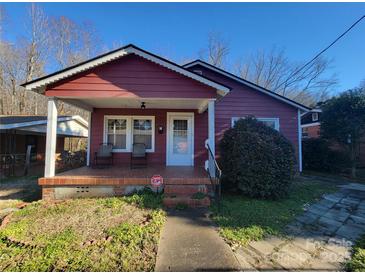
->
43, 96, 217, 178
40, 165, 210, 186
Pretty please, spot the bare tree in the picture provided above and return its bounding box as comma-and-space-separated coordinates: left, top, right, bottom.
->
236, 47, 338, 106
50, 16, 100, 69
23, 3, 50, 82
0, 42, 24, 95
200, 32, 229, 68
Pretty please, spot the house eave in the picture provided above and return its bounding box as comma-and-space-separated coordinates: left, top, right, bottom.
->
21, 44, 231, 96
183, 60, 311, 112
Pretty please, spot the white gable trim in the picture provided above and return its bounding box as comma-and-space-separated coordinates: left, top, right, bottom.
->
183, 60, 310, 112
22, 46, 230, 95
0, 115, 88, 130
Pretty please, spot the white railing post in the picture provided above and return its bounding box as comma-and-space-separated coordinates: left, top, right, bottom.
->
298, 109, 303, 173
86, 111, 92, 167
45, 98, 58, 178
208, 99, 215, 177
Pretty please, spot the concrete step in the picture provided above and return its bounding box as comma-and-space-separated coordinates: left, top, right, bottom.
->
163, 195, 211, 208
164, 184, 208, 195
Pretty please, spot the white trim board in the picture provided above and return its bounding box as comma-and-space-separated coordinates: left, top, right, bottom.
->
22, 45, 230, 95
298, 109, 303, 172
0, 115, 88, 130
301, 122, 321, 128
183, 60, 310, 112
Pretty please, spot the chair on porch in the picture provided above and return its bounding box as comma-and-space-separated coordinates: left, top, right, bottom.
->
131, 143, 147, 169
93, 143, 113, 168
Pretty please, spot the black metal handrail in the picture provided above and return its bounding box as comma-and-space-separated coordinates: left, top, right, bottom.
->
206, 143, 222, 209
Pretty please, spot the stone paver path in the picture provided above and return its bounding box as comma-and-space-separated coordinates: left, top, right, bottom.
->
234, 183, 365, 271
155, 208, 240, 271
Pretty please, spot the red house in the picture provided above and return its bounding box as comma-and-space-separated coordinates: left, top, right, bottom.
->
22, 44, 309, 205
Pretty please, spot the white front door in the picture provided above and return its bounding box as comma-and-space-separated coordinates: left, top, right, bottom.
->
166, 113, 194, 166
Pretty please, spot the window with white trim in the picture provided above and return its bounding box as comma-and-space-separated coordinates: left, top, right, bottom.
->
107, 118, 128, 150
132, 118, 153, 150
231, 117, 280, 131
312, 112, 319, 122
104, 116, 155, 152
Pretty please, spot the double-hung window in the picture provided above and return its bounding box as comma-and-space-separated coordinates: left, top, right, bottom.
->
231, 117, 280, 131
132, 118, 153, 150
107, 118, 128, 150
104, 116, 155, 152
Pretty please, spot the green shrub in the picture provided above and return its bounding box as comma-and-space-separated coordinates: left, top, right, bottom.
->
347, 234, 365, 271
219, 117, 296, 199
302, 138, 350, 173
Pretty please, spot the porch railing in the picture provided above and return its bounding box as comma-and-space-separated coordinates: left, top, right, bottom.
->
205, 141, 222, 209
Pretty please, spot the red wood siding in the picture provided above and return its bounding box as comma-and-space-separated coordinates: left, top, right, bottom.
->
46, 54, 216, 99
90, 108, 208, 167
187, 65, 300, 164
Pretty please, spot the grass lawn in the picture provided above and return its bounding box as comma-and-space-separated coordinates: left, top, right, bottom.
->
347, 234, 365, 271
210, 176, 338, 246
0, 190, 165, 271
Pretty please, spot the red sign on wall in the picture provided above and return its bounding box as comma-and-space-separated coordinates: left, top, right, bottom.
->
151, 175, 163, 187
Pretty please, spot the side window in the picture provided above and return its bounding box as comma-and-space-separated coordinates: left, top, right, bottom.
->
231, 117, 280, 131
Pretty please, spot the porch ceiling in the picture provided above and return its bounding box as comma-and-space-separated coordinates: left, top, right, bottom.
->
62, 97, 211, 113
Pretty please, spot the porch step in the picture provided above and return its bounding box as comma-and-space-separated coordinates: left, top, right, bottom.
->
163, 195, 211, 208
164, 184, 208, 195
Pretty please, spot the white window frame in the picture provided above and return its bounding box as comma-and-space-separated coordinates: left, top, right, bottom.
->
312, 112, 319, 122
103, 115, 155, 153
131, 116, 155, 153
231, 117, 280, 131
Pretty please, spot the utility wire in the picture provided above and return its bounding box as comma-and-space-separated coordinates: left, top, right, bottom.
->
274, 15, 365, 92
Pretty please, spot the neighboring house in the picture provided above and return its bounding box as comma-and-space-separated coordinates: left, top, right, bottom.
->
22, 44, 310, 203
301, 108, 322, 139
0, 115, 88, 176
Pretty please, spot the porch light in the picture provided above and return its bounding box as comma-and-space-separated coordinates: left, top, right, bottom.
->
141, 102, 146, 109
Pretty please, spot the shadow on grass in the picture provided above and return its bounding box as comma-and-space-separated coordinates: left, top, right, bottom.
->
0, 176, 41, 204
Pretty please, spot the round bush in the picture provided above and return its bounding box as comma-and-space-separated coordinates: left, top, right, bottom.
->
219, 117, 296, 199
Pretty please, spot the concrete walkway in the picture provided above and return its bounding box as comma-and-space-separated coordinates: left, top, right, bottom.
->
233, 183, 365, 271
155, 208, 240, 271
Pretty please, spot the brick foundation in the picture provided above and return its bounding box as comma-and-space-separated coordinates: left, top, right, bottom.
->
42, 187, 56, 201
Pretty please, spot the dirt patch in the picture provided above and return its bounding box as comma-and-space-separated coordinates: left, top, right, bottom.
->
4, 198, 153, 245
0, 192, 166, 271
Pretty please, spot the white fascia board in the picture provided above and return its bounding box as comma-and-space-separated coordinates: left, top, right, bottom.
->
71, 115, 88, 128
0, 116, 88, 130
184, 61, 310, 112
23, 46, 230, 95
301, 122, 321, 128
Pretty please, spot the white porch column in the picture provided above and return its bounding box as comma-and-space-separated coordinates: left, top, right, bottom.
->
298, 109, 303, 173
44, 98, 58, 178
86, 111, 92, 167
208, 99, 215, 177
